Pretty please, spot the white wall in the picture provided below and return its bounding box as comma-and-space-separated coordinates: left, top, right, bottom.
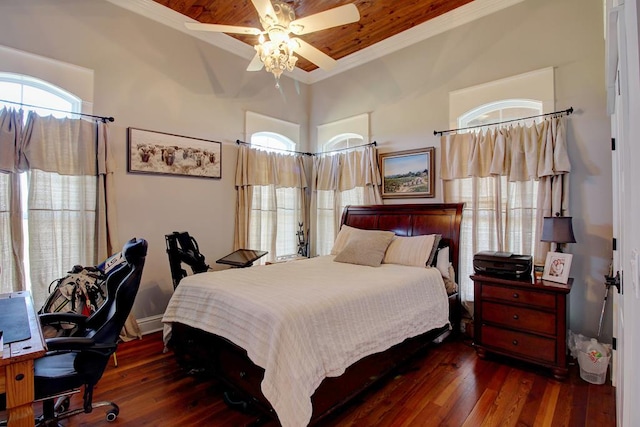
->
310, 0, 613, 340
0, 0, 310, 323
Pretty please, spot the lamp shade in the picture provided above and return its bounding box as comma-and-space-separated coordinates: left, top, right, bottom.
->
541, 215, 576, 244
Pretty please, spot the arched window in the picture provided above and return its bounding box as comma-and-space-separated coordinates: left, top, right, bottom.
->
0, 72, 81, 118
458, 99, 542, 129
251, 131, 296, 152
314, 114, 370, 255
0, 72, 88, 300
322, 133, 364, 153
247, 131, 300, 260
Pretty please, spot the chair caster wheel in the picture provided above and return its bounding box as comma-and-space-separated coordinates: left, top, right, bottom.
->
59, 397, 70, 413
106, 408, 119, 422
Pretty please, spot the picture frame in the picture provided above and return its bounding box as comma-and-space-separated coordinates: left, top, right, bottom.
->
379, 147, 435, 198
542, 252, 573, 284
127, 127, 221, 179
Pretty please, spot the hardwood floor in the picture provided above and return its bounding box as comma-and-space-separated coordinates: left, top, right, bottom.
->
17, 332, 615, 426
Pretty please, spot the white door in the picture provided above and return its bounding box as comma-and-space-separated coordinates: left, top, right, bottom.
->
610, 58, 623, 424
607, 1, 640, 426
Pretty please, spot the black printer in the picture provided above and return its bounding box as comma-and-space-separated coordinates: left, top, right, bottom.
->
473, 251, 532, 279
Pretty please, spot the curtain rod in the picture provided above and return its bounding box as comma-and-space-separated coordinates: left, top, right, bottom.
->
433, 106, 573, 136
0, 99, 115, 123
235, 140, 377, 156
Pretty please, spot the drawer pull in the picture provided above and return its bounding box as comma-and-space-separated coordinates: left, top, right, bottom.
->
512, 339, 518, 346
513, 314, 519, 320
512, 293, 519, 299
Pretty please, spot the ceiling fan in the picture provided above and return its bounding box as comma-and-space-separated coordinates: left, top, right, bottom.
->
185, 0, 360, 85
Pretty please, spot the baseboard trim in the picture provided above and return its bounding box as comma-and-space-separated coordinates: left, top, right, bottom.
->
137, 314, 164, 335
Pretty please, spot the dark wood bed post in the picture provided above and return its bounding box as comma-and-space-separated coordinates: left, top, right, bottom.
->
170, 203, 465, 426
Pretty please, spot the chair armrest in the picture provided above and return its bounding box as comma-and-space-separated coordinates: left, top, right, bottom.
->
46, 336, 95, 351
40, 312, 88, 327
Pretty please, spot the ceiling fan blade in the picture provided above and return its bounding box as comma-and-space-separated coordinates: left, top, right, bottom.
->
291, 38, 337, 70
246, 53, 264, 72
289, 4, 360, 35
185, 22, 261, 35
251, 0, 277, 26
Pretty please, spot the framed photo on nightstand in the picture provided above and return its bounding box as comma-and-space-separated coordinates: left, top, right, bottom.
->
542, 252, 573, 284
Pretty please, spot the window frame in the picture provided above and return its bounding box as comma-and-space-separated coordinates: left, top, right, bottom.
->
0, 47, 94, 298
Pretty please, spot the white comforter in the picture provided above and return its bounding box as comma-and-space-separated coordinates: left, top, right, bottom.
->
162, 256, 450, 427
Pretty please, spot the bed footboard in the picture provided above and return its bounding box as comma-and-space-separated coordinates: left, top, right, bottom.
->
170, 321, 451, 425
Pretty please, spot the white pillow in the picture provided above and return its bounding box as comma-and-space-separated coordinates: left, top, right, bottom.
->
382, 234, 437, 267
436, 246, 451, 279
333, 230, 395, 267
330, 225, 358, 255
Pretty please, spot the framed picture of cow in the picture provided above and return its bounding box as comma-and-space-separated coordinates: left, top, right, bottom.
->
127, 128, 221, 179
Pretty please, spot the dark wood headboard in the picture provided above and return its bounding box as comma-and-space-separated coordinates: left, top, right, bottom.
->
341, 203, 464, 274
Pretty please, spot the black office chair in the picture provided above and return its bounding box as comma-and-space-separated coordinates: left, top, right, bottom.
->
39, 246, 135, 340
3, 238, 148, 427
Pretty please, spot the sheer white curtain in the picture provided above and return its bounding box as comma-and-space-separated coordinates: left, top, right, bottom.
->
311, 146, 382, 255
234, 145, 308, 262
441, 117, 570, 313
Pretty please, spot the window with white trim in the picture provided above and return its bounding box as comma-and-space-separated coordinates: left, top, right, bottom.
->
0, 73, 86, 296
246, 112, 302, 261
315, 114, 369, 255
448, 67, 554, 312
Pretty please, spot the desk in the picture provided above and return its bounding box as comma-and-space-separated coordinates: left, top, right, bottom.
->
0, 292, 47, 427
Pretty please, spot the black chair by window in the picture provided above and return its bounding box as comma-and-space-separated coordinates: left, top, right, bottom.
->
1, 237, 148, 427
39, 243, 138, 342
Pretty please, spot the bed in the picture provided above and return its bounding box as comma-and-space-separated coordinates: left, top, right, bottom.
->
163, 203, 464, 427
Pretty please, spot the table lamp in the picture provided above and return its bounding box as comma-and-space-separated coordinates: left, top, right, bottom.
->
541, 212, 576, 252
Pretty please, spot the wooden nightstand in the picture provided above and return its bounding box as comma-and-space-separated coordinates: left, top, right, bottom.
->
471, 274, 572, 380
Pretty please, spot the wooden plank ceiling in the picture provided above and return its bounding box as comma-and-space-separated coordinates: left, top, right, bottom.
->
152, 0, 473, 72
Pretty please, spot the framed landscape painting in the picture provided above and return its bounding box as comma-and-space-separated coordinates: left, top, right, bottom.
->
379, 147, 435, 198
127, 128, 221, 179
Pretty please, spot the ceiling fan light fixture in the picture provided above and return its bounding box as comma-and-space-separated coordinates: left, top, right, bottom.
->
255, 35, 298, 87
268, 25, 289, 44
185, 0, 361, 87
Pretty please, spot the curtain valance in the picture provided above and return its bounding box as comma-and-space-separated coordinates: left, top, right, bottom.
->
0, 108, 113, 176
235, 145, 308, 188
313, 146, 381, 192
21, 112, 111, 175
441, 118, 570, 181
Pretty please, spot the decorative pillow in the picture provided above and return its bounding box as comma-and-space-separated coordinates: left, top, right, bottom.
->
333, 229, 395, 267
427, 234, 442, 266
331, 225, 359, 255
436, 246, 450, 278
383, 234, 437, 267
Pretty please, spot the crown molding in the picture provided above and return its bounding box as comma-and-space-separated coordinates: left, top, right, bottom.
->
307, 0, 526, 83
105, 0, 525, 86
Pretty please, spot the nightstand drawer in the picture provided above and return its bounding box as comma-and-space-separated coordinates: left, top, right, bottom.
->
482, 301, 556, 335
482, 325, 556, 363
481, 284, 556, 309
